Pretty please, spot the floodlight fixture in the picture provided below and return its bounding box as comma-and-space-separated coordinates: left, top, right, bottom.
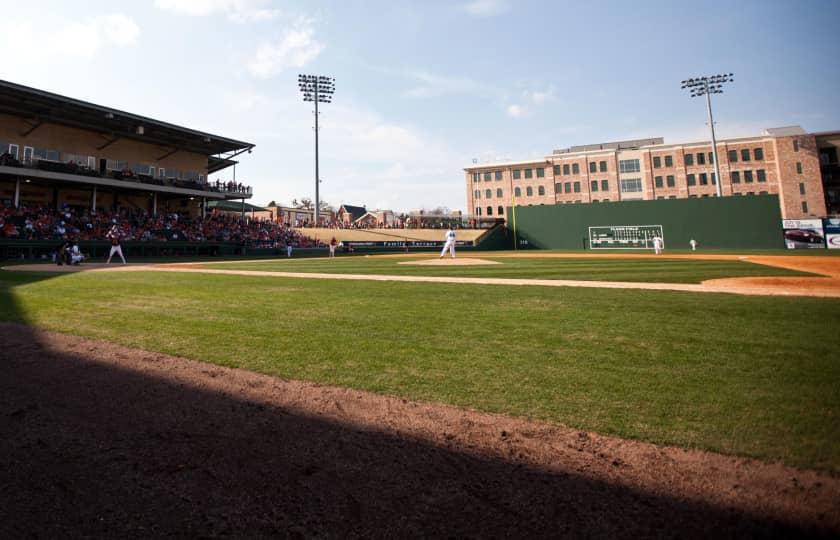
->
680, 73, 734, 197
298, 74, 336, 224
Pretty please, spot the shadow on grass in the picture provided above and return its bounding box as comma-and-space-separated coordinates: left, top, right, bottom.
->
0, 271, 832, 538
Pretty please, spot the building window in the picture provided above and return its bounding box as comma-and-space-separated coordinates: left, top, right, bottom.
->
524, 169, 533, 179
653, 156, 661, 168
599, 160, 607, 172
536, 167, 545, 178
654, 176, 663, 188
498, 206, 504, 215
741, 149, 750, 162
526, 186, 533, 196
564, 182, 571, 193
802, 201, 808, 213
685, 153, 694, 166
591, 179, 598, 191
476, 207, 481, 216
728, 150, 738, 162
601, 179, 609, 191
699, 173, 708, 185
563, 164, 570, 175
796, 162, 803, 174
687, 173, 696, 186
513, 169, 521, 179
553, 165, 560, 175
473, 172, 480, 182
799, 182, 806, 195
697, 153, 705, 165
730, 171, 740, 184
620, 178, 642, 193
485, 189, 492, 199
618, 159, 640, 173
495, 170, 503, 180
538, 185, 545, 196
759, 191, 768, 195
664, 155, 673, 167
666, 175, 675, 187
487, 206, 493, 216
744, 170, 753, 183
573, 181, 580, 193
572, 163, 580, 175
496, 188, 503, 197
754, 148, 764, 160
554, 183, 562, 193
484, 172, 491, 181
793, 139, 800, 152
514, 187, 521, 197
757, 169, 766, 182
589, 161, 596, 173
709, 152, 714, 164
474, 189, 480, 199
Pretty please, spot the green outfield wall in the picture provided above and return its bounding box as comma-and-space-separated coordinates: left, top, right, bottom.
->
506, 195, 785, 250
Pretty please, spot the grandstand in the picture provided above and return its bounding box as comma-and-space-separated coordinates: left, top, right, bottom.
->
0, 79, 254, 218
302, 227, 490, 247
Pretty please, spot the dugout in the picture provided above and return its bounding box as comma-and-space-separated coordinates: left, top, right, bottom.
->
507, 194, 785, 250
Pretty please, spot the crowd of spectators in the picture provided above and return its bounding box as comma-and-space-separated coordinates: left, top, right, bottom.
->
0, 152, 252, 196
0, 203, 316, 248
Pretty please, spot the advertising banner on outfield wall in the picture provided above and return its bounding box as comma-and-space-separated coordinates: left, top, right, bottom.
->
824, 218, 840, 249
782, 219, 825, 249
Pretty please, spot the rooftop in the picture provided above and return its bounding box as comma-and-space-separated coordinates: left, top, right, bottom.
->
0, 79, 255, 172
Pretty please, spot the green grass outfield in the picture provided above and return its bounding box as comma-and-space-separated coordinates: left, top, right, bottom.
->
202, 256, 814, 284
2, 267, 838, 471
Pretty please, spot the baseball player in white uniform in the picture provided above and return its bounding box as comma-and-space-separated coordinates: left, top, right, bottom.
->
440, 226, 456, 259
653, 234, 663, 255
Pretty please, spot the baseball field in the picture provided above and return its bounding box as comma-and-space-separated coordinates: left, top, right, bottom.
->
2, 251, 839, 537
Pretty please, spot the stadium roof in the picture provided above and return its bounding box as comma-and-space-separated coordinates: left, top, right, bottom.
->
0, 79, 254, 171
207, 200, 266, 212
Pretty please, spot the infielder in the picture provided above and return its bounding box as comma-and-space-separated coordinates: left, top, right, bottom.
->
439, 226, 456, 259
106, 225, 126, 264
689, 239, 697, 251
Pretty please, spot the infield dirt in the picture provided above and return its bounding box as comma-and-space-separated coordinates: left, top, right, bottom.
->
1, 323, 838, 537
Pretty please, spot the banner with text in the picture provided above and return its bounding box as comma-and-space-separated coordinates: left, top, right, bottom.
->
782, 219, 825, 249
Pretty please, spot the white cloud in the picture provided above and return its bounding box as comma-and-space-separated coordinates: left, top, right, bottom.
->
506, 104, 523, 118
154, 0, 280, 23
461, 0, 510, 17
0, 13, 139, 62
246, 18, 324, 79
403, 70, 480, 99
523, 87, 555, 105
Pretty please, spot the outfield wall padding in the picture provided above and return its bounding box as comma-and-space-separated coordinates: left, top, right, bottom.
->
507, 195, 785, 250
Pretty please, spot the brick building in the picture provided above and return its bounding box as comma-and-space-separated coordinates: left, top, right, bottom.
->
465, 126, 836, 221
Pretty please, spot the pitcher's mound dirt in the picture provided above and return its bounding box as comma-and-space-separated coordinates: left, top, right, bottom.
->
1, 323, 838, 538
399, 257, 501, 266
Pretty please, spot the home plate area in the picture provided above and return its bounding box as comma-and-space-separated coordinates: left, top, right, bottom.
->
398, 258, 501, 266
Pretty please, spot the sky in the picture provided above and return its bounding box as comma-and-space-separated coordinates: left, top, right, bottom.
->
2, 0, 839, 212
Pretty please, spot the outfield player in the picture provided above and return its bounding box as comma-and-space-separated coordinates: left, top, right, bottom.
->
439, 226, 456, 259
652, 234, 664, 255
690, 239, 697, 251
106, 225, 126, 264
329, 236, 338, 258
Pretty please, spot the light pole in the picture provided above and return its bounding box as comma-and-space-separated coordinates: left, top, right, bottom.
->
298, 74, 335, 225
681, 73, 733, 198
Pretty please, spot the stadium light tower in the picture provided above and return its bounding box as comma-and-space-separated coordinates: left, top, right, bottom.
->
298, 74, 335, 225
681, 73, 733, 198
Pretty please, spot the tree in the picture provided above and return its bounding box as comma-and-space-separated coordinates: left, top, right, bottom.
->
292, 197, 332, 212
